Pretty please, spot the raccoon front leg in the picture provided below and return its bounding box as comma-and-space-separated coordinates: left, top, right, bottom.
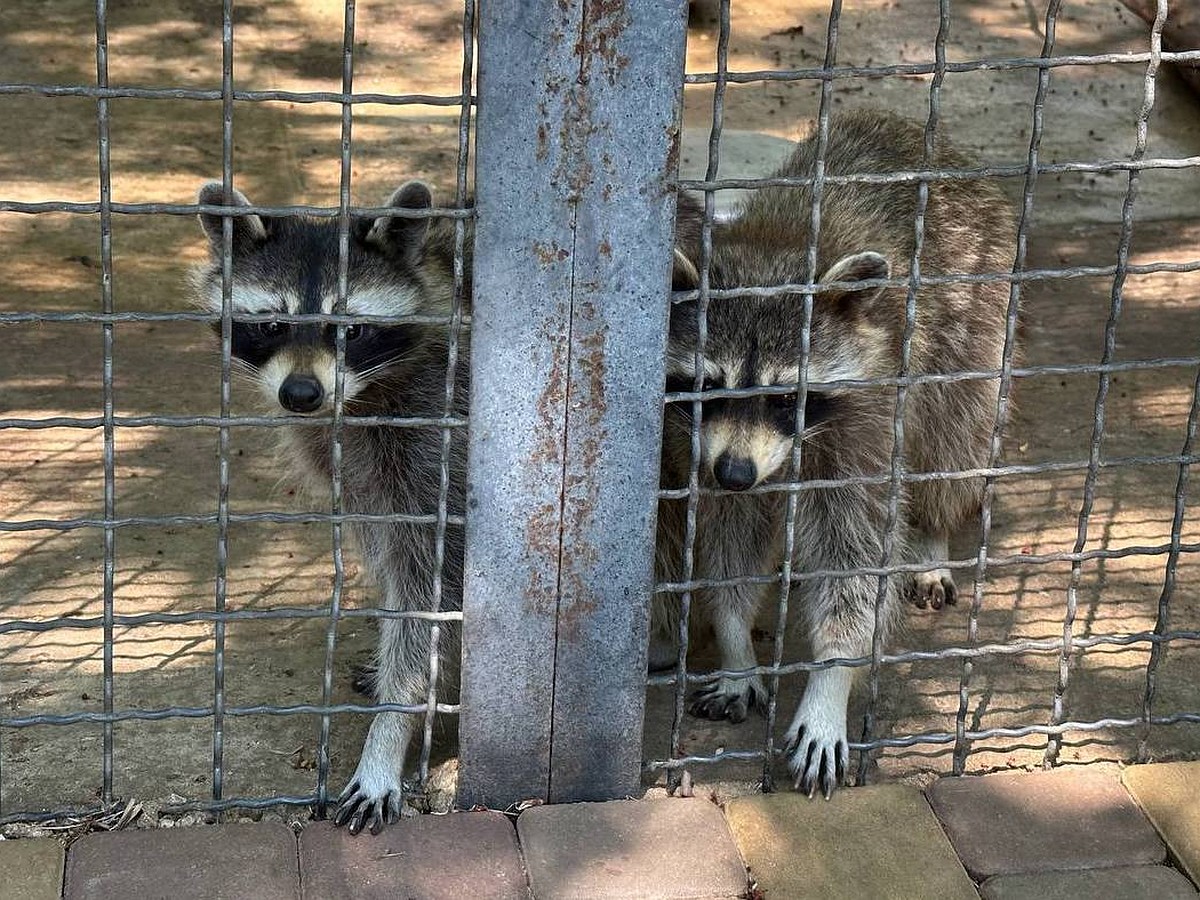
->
784, 656, 853, 799
688, 584, 768, 723
784, 500, 900, 798
334, 575, 432, 835
687, 506, 773, 723
783, 583, 878, 799
905, 526, 957, 610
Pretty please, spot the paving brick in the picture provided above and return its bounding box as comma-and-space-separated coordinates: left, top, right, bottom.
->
299, 813, 528, 900
979, 865, 1198, 899
724, 786, 977, 900
1123, 761, 1200, 886
64, 823, 299, 900
517, 798, 747, 899
927, 766, 1165, 880
1, 837, 65, 900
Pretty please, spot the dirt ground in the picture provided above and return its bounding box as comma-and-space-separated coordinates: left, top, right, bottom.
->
2, 0, 1199, 827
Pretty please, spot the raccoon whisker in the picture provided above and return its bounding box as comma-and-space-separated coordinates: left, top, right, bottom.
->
668, 404, 696, 423
352, 360, 401, 382
198, 357, 261, 378
328, 353, 411, 388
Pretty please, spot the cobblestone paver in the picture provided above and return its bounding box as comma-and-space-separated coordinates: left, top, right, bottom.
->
724, 786, 977, 900
11, 766, 1200, 898
979, 865, 1198, 899
1, 837, 65, 900
63, 823, 299, 900
1123, 761, 1200, 886
299, 813, 528, 900
516, 798, 748, 899
927, 766, 1165, 880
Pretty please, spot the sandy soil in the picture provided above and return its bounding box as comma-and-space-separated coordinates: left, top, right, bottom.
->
1, 0, 1199, 827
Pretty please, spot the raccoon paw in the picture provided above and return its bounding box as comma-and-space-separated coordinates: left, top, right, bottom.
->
783, 706, 849, 800
907, 570, 958, 611
688, 675, 767, 724
333, 772, 404, 836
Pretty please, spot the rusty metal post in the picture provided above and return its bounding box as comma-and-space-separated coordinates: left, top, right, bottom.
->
458, 0, 689, 808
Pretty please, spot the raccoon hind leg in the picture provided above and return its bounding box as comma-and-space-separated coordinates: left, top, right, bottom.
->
905, 526, 957, 610
905, 382, 989, 611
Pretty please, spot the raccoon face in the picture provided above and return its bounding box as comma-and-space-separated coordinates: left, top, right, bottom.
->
667, 248, 891, 491
665, 363, 837, 491
227, 316, 423, 414
194, 181, 440, 414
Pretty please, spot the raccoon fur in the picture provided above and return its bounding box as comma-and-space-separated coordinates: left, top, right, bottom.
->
656, 109, 1018, 797
193, 181, 469, 834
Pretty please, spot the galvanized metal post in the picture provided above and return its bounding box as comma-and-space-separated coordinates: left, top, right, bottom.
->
458, 0, 689, 808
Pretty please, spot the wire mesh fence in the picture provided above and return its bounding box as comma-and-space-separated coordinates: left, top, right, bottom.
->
1, 0, 1199, 829
1, 0, 476, 826
645, 0, 1200, 793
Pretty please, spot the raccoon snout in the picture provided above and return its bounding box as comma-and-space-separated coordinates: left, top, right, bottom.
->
713, 453, 757, 491
278, 374, 325, 413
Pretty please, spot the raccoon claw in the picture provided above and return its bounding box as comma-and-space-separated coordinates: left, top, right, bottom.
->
688, 677, 766, 723
690, 686, 749, 723
350, 663, 377, 696
908, 572, 958, 611
785, 726, 848, 800
334, 779, 403, 836
783, 690, 850, 800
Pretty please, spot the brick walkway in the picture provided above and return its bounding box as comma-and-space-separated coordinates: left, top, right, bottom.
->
4, 762, 1198, 899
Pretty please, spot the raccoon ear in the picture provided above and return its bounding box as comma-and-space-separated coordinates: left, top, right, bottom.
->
672, 248, 701, 291
671, 191, 705, 291
364, 180, 433, 264
818, 251, 890, 309
197, 182, 267, 253
819, 251, 890, 287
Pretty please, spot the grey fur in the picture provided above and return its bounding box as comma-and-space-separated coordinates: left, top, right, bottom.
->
657, 109, 1018, 797
193, 182, 469, 834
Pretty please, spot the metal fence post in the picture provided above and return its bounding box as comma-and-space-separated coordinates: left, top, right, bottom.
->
458, 0, 689, 808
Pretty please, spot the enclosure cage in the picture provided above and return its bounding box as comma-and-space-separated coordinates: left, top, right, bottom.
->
1, 0, 1199, 829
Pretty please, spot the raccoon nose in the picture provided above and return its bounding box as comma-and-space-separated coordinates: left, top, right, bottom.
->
278, 374, 324, 413
714, 453, 757, 491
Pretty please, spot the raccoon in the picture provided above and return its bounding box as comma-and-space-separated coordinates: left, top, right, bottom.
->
193, 181, 469, 834
657, 109, 1018, 797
